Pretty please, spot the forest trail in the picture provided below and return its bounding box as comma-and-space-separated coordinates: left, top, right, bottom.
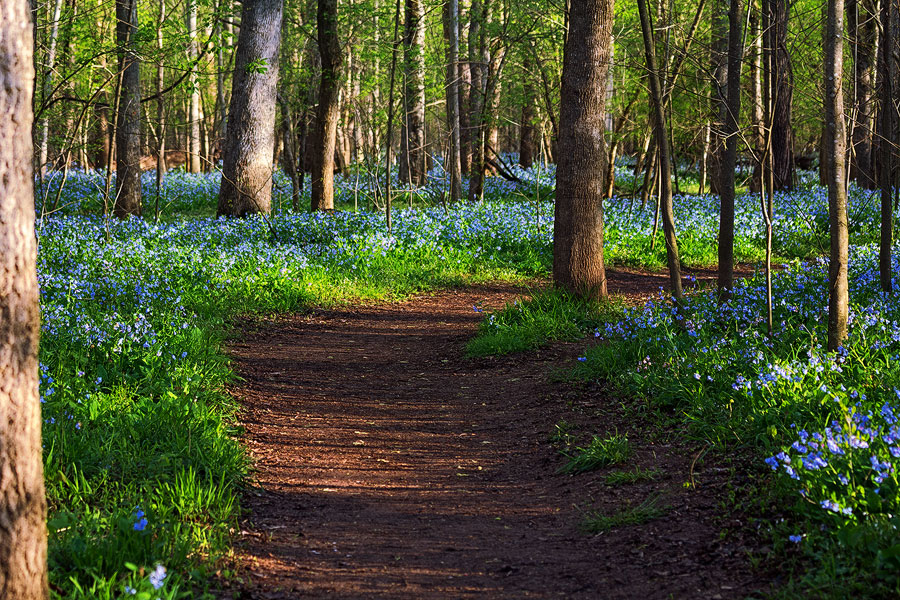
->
223, 271, 767, 599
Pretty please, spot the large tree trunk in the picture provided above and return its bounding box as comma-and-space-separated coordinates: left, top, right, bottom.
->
848, 0, 878, 188
553, 0, 614, 299
443, 0, 463, 202
216, 0, 283, 216
0, 2, 48, 596
638, 0, 683, 301
399, 0, 426, 186
114, 0, 142, 218
717, 0, 743, 297
310, 0, 343, 211
825, 0, 848, 350
764, 0, 794, 190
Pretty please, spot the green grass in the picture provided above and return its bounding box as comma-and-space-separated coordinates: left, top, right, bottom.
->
466, 288, 625, 357
604, 467, 662, 486
581, 495, 669, 533
558, 433, 631, 474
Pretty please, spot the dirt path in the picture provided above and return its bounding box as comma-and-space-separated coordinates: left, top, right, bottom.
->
223, 271, 768, 599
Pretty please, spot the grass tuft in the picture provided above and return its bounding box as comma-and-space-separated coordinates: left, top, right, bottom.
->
604, 467, 662, 486
466, 288, 625, 357
581, 495, 669, 533
558, 433, 631, 474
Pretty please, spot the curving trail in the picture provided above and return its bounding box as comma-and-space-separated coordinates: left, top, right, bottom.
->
224, 271, 767, 599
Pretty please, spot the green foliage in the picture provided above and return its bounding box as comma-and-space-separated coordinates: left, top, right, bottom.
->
466, 289, 624, 357
604, 467, 661, 486
558, 433, 631, 474
581, 495, 669, 533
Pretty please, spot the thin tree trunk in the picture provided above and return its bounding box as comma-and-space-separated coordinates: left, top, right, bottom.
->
114, 0, 142, 218
467, 0, 486, 201
717, 0, 744, 298
0, 1, 48, 595
877, 0, 894, 291
519, 55, 536, 168
825, 0, 848, 350
217, 0, 283, 216
399, 0, 426, 186
765, 0, 794, 190
38, 0, 64, 174
310, 0, 343, 211
708, 0, 727, 195
443, 0, 463, 202
188, 0, 201, 172
553, 0, 614, 299
156, 0, 167, 188
849, 0, 878, 188
638, 0, 683, 301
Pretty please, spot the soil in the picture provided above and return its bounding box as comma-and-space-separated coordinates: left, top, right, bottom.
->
221, 268, 772, 599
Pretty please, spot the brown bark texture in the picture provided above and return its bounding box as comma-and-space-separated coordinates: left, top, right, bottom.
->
443, 0, 463, 202
114, 0, 142, 218
217, 0, 283, 216
825, 0, 849, 350
399, 0, 427, 186
764, 0, 793, 190
717, 0, 743, 296
519, 55, 536, 169
552, 0, 614, 299
310, 0, 343, 211
0, 2, 49, 597
849, 0, 878, 188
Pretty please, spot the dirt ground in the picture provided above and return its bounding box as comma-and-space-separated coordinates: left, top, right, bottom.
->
221, 269, 771, 599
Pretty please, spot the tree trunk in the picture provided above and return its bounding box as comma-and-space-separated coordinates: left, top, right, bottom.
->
519, 55, 536, 168
877, 0, 894, 291
457, 38, 472, 175
764, 0, 794, 190
217, 0, 283, 216
37, 0, 64, 174
310, 0, 343, 211
849, 0, 878, 188
708, 0, 728, 196
467, 0, 486, 201
399, 0, 426, 186
443, 0, 463, 202
638, 0, 683, 301
114, 0, 142, 218
0, 2, 48, 596
825, 0, 848, 350
187, 0, 202, 173
717, 0, 743, 297
553, 0, 614, 299
156, 0, 167, 182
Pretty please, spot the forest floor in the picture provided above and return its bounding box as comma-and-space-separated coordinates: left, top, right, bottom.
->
219, 269, 773, 599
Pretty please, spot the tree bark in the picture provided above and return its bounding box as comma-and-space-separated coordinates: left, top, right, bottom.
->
717, 0, 743, 297
825, 0, 848, 350
310, 0, 343, 211
399, 0, 426, 186
552, 0, 614, 299
764, 0, 794, 190
849, 0, 878, 188
114, 0, 142, 218
443, 0, 463, 202
877, 0, 894, 291
519, 55, 536, 168
467, 0, 486, 201
187, 0, 202, 173
638, 0, 683, 301
708, 0, 728, 196
216, 0, 283, 216
0, 2, 48, 596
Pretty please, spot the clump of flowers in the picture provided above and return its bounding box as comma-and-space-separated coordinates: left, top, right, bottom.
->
766, 397, 900, 524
